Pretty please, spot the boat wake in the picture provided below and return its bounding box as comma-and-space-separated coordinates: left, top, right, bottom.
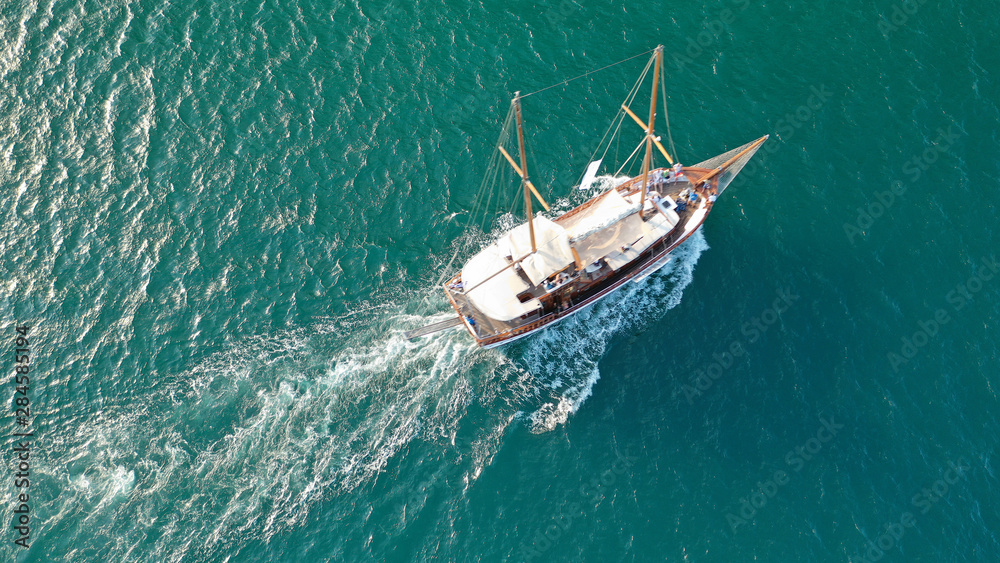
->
514, 229, 709, 432
46, 298, 513, 559
44, 230, 706, 559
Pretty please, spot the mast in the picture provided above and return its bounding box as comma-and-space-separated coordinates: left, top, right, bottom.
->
513, 92, 536, 253
639, 45, 663, 215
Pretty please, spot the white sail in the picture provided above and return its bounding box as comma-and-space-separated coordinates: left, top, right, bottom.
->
577, 159, 603, 190
460, 215, 574, 322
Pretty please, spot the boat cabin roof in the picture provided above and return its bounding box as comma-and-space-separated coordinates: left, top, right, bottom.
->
459, 185, 682, 323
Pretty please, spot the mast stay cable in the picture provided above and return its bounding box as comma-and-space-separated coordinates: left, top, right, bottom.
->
518, 48, 655, 99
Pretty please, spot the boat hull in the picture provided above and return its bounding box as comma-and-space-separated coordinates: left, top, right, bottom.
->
479, 241, 676, 349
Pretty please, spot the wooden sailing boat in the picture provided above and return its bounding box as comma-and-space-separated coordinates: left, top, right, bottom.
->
406, 46, 768, 348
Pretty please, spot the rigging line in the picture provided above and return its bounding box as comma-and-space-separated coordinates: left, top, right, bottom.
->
437, 107, 516, 284
477, 151, 500, 231
509, 166, 525, 218
469, 152, 492, 229
481, 110, 516, 227
591, 56, 652, 158
491, 110, 521, 223
479, 112, 514, 229
660, 75, 678, 164
600, 56, 653, 165
597, 57, 652, 154
519, 48, 656, 99
598, 112, 626, 166
484, 160, 512, 235
469, 158, 493, 230
615, 137, 649, 177
574, 53, 656, 189
467, 139, 500, 236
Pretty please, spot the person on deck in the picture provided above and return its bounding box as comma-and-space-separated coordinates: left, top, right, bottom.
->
671, 163, 684, 183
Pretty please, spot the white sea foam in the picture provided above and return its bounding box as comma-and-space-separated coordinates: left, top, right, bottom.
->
46, 226, 707, 560
46, 299, 506, 560
517, 229, 709, 432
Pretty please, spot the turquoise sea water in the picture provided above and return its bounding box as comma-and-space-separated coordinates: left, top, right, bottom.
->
2, 0, 999, 561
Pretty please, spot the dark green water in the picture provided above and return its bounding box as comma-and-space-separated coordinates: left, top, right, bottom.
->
2, 0, 999, 561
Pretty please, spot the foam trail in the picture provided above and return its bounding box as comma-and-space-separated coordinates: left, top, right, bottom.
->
44, 297, 508, 560
41, 229, 707, 560
514, 229, 709, 432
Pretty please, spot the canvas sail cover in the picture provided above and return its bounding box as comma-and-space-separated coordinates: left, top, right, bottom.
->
460, 215, 573, 321
692, 137, 767, 194
461, 240, 540, 321
462, 238, 514, 292
566, 188, 641, 243
506, 215, 575, 286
